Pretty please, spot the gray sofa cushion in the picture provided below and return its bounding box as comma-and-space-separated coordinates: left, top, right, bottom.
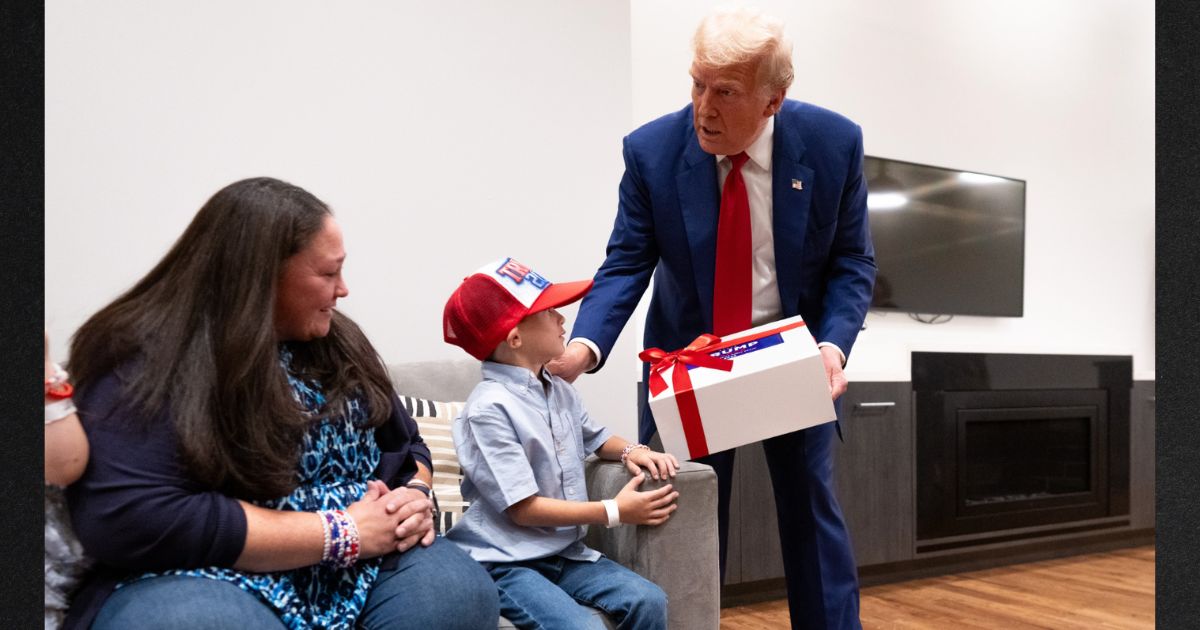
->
388, 359, 481, 402
387, 359, 719, 630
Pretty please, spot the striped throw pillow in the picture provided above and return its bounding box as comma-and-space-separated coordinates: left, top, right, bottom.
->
399, 396, 468, 534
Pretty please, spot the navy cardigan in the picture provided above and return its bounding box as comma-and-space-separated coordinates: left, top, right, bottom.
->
63, 369, 431, 629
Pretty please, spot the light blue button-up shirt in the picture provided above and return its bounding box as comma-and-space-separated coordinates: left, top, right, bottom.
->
446, 361, 613, 563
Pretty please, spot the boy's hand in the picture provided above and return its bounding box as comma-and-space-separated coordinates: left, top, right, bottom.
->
615, 473, 678, 526
625, 448, 680, 481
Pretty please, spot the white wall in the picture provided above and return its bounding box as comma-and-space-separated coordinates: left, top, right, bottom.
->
45, 1, 640, 436
630, 0, 1155, 382
46, 1, 1154, 442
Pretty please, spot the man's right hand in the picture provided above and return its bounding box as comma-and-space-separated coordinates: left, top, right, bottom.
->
546, 341, 596, 383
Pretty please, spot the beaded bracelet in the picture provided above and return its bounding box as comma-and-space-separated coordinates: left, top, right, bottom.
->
620, 443, 650, 465
318, 509, 361, 568
319, 510, 332, 562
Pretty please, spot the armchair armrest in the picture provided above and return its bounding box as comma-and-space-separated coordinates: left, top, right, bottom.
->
582, 457, 720, 630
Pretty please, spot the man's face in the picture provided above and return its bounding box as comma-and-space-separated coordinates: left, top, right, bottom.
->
690, 59, 783, 156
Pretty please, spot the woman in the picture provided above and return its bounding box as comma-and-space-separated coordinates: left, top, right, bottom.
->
46, 330, 92, 630
64, 177, 498, 629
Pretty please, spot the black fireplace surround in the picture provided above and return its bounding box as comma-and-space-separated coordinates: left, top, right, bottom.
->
913, 352, 1131, 550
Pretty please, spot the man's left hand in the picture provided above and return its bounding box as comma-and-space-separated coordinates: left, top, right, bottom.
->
820, 345, 848, 400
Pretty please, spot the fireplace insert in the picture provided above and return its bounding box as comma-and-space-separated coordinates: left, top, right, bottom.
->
913, 353, 1131, 550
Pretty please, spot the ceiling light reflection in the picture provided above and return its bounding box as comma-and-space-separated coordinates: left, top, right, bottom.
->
868, 192, 908, 210
958, 172, 1008, 185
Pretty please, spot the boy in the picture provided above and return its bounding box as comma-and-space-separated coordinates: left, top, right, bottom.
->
443, 257, 679, 630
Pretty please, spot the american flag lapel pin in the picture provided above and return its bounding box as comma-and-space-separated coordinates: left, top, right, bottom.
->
791, 178, 803, 190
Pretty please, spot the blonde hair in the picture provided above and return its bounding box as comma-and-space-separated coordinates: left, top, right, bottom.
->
692, 5, 794, 93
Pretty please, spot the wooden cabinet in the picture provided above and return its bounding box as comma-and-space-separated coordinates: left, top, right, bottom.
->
1130, 380, 1155, 530
723, 381, 913, 586
835, 382, 915, 566
718, 378, 1153, 593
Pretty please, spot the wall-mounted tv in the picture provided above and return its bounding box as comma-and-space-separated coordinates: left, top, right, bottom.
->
865, 156, 1025, 317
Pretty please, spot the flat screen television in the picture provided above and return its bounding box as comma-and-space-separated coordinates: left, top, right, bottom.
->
864, 156, 1025, 317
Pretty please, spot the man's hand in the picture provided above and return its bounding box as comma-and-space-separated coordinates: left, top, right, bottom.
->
545, 341, 596, 384
820, 345, 849, 400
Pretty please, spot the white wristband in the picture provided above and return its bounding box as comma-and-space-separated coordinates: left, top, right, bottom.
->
601, 499, 620, 528
45, 398, 77, 425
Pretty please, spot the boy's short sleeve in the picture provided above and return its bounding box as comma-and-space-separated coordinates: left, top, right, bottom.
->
456, 408, 540, 511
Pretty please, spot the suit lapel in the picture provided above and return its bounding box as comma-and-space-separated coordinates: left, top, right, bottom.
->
771, 111, 813, 316
676, 135, 720, 326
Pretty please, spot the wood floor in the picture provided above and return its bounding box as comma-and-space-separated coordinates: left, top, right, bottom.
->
719, 546, 1154, 629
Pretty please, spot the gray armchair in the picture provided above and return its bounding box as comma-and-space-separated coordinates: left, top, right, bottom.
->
387, 359, 720, 630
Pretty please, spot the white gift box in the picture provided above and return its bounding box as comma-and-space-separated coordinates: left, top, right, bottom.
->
645, 315, 837, 460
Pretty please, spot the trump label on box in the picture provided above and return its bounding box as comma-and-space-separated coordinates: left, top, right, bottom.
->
641, 315, 836, 460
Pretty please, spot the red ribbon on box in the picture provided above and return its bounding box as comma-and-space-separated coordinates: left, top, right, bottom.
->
639, 335, 731, 458
639, 320, 809, 458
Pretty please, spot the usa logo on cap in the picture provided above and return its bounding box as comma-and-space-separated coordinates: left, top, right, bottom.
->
487, 258, 551, 306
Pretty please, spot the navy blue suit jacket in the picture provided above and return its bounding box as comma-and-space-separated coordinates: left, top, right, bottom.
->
571, 99, 876, 439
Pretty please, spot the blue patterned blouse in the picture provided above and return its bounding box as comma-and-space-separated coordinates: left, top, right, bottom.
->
121, 347, 383, 630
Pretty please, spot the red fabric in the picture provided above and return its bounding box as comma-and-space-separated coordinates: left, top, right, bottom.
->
713, 152, 752, 336
443, 275, 527, 360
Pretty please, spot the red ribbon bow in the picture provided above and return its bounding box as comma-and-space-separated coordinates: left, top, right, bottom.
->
638, 334, 733, 458
638, 334, 732, 396
638, 320, 809, 459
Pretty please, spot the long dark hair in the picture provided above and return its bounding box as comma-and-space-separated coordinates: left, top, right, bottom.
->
69, 177, 396, 500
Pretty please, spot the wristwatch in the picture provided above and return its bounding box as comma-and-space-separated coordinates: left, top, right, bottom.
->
405, 480, 442, 535
404, 479, 432, 497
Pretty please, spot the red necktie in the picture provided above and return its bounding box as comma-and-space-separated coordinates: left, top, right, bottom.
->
712, 152, 752, 336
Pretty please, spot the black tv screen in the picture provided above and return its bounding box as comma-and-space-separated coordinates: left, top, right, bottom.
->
865, 156, 1025, 317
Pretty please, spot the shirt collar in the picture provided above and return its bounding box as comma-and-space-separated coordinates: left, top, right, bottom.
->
482, 360, 548, 388
718, 115, 774, 171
